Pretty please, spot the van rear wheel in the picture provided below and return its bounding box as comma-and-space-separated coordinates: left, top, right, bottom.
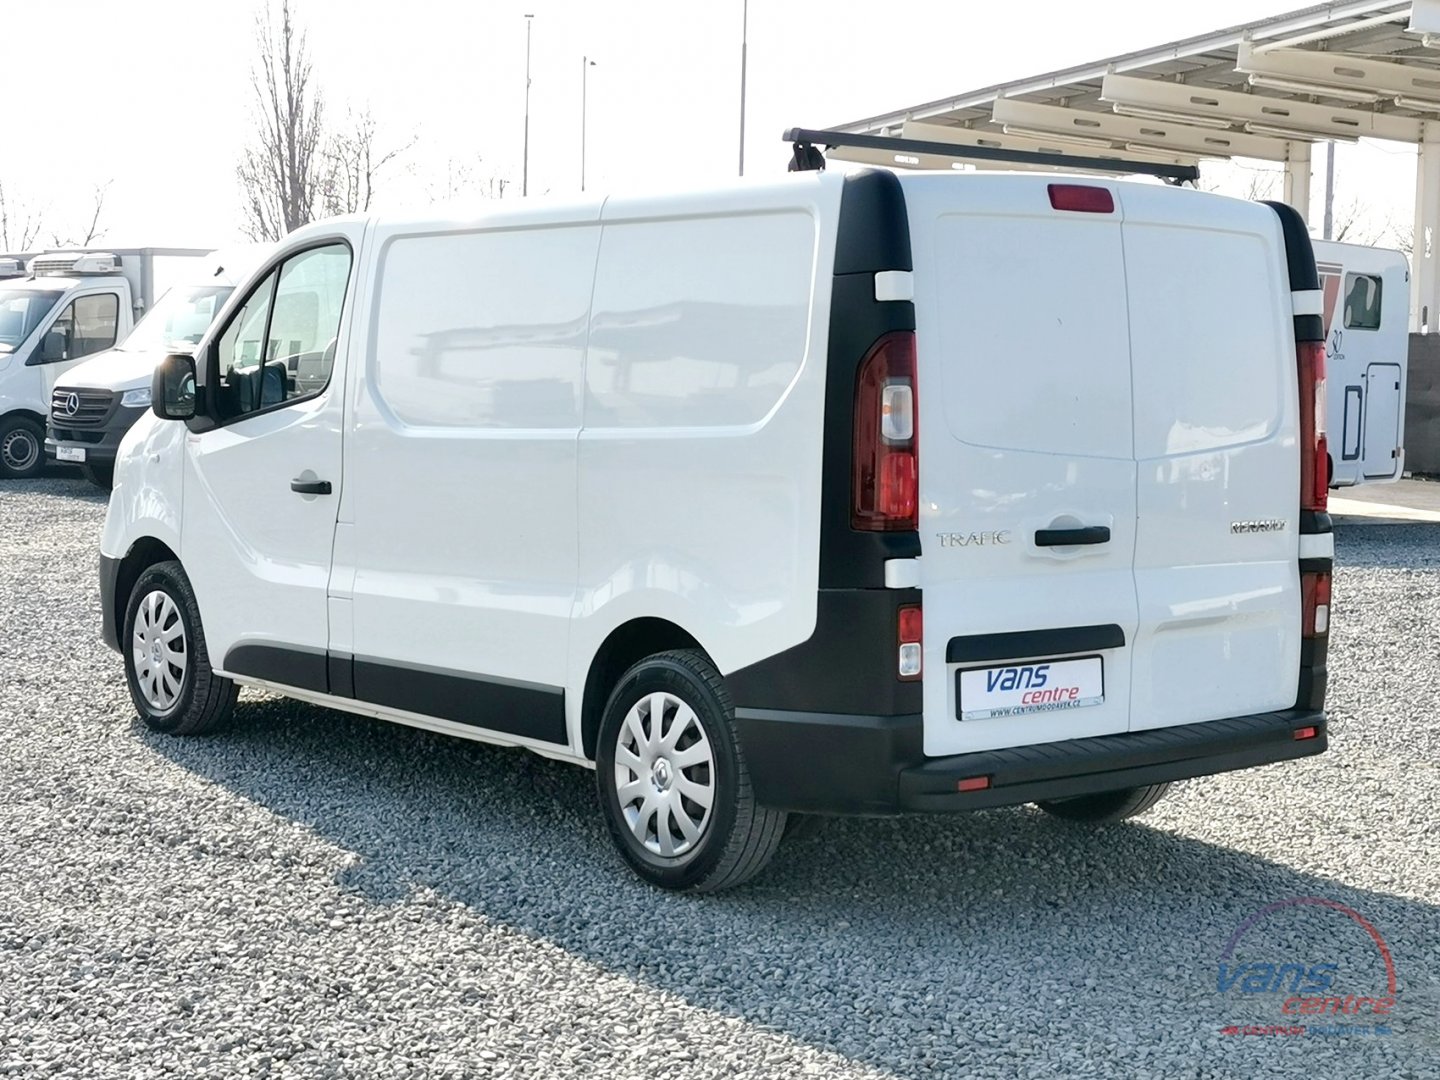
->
122, 560, 237, 735
1036, 782, 1172, 823
0, 415, 44, 479
82, 462, 114, 489
595, 650, 787, 892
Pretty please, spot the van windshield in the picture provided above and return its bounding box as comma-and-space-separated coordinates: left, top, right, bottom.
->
119, 285, 235, 353
0, 287, 65, 353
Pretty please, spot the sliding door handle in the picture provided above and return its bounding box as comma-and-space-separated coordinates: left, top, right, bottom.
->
1035, 525, 1110, 547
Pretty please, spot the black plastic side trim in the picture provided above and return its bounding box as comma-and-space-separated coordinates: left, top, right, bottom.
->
1299, 557, 1333, 575
833, 169, 912, 274
225, 643, 329, 694
727, 588, 923, 716
1294, 313, 1324, 342
220, 645, 567, 744
734, 708, 922, 813
352, 658, 567, 744
947, 624, 1125, 665
328, 651, 356, 699
1299, 510, 1333, 535
1296, 638, 1329, 712
1263, 201, 1321, 294
99, 554, 121, 652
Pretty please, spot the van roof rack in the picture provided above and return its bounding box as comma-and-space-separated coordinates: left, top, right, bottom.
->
783, 127, 1201, 185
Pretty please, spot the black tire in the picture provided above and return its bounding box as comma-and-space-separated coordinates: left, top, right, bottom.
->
0, 415, 44, 479
81, 462, 115, 490
595, 649, 787, 892
1036, 782, 1172, 823
122, 560, 237, 735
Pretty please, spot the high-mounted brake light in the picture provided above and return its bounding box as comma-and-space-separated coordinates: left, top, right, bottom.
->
897, 604, 922, 680
853, 332, 918, 531
1297, 340, 1328, 512
1048, 184, 1115, 214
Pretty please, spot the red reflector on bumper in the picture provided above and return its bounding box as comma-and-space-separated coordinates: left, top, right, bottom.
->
1294, 726, 1318, 741
957, 776, 991, 792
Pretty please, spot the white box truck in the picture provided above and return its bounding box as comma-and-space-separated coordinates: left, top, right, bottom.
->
0, 247, 211, 478
98, 144, 1332, 891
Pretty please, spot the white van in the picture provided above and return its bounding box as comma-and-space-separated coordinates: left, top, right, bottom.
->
99, 169, 1332, 891
47, 246, 267, 488
1310, 240, 1409, 487
0, 247, 211, 477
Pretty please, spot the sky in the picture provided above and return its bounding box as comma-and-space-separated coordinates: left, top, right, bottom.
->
0, 0, 1421, 249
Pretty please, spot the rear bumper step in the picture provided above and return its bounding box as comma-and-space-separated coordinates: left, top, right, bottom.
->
734, 708, 1326, 815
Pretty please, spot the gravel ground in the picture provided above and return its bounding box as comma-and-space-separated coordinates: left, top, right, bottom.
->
1, 473, 1437, 1079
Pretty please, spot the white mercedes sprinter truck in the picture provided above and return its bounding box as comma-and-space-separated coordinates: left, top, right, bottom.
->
1309, 239, 1409, 487
0, 248, 211, 478
98, 168, 1332, 891
47, 247, 266, 488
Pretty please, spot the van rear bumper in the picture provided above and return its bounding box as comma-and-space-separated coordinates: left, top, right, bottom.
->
733, 708, 1326, 815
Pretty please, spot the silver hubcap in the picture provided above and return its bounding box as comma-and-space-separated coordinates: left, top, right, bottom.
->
613, 691, 716, 858
2, 428, 39, 472
132, 591, 187, 712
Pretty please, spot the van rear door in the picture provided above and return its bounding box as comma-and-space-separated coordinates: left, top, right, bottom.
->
905, 176, 1139, 756
1119, 186, 1300, 731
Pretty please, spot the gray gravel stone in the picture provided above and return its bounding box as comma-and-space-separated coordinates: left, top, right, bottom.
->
1, 475, 1437, 1078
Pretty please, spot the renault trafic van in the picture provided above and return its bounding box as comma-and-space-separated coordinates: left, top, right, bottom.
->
98, 168, 1332, 891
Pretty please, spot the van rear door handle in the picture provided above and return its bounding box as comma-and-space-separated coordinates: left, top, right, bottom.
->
290, 478, 332, 495
1035, 526, 1110, 547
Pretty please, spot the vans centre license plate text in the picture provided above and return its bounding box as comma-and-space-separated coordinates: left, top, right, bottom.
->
957, 657, 1104, 721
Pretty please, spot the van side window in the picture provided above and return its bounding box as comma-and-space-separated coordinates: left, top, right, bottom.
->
212, 243, 352, 422
44, 293, 119, 362
1343, 273, 1381, 331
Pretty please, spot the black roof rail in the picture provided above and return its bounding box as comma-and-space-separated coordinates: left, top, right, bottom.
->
783, 127, 1201, 185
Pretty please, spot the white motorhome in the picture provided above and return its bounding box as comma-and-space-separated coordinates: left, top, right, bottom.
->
46, 246, 268, 488
1310, 239, 1409, 487
99, 165, 1332, 891
0, 248, 211, 478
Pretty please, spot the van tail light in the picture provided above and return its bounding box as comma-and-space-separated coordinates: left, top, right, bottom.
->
1301, 570, 1331, 639
853, 332, 918, 531
897, 604, 922, 680
1297, 340, 1328, 512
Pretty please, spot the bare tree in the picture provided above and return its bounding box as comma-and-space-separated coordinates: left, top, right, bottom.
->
237, 0, 326, 241
0, 180, 43, 251
428, 155, 511, 203
1199, 167, 1281, 203
49, 182, 112, 248
322, 109, 416, 216
1330, 198, 1389, 248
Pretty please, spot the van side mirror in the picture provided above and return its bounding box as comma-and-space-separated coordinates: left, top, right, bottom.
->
39, 329, 67, 363
152, 353, 198, 421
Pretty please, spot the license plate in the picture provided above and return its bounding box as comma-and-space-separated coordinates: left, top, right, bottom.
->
55, 446, 86, 463
957, 656, 1104, 721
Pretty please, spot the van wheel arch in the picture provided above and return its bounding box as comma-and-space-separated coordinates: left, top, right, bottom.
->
114, 538, 182, 648
581, 618, 703, 760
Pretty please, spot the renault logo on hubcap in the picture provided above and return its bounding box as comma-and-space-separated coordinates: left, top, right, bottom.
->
64, 393, 80, 416
651, 758, 673, 791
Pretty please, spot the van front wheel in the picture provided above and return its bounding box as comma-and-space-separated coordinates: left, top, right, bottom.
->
1035, 782, 1172, 823
595, 650, 787, 892
122, 561, 237, 735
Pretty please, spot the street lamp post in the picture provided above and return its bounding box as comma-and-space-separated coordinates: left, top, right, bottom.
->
738, 0, 748, 176
581, 57, 597, 192
523, 14, 534, 197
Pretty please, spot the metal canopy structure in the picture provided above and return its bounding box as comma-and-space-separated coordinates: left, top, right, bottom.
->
831, 0, 1440, 330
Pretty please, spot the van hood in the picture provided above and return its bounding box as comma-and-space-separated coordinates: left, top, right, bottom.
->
56, 347, 162, 391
